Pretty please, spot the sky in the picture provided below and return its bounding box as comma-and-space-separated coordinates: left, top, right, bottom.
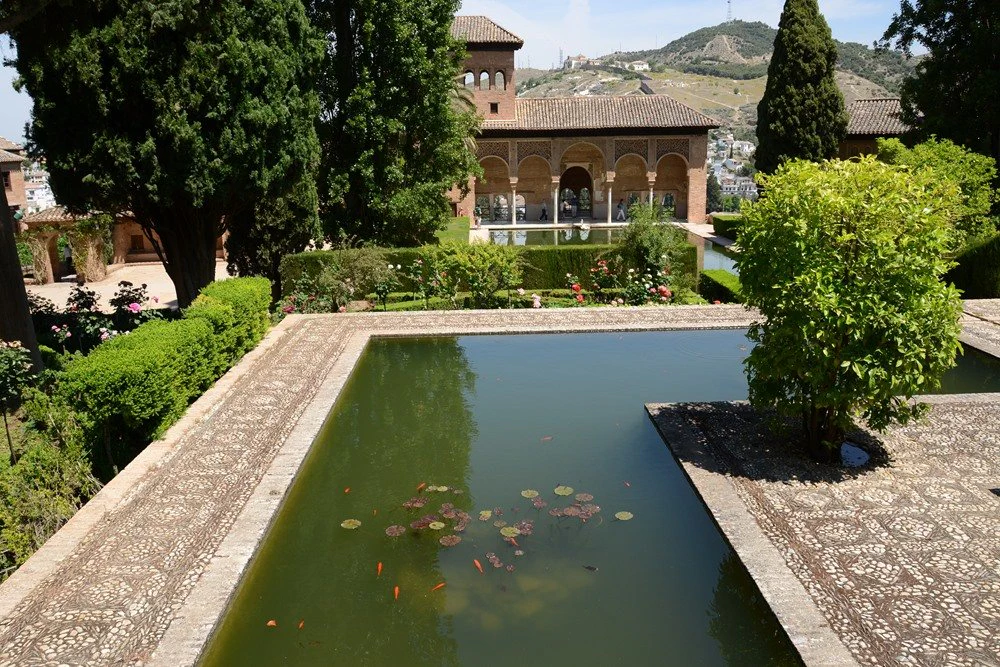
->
0, 1, 907, 145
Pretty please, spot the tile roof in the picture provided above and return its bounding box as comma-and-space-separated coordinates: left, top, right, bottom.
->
451, 16, 523, 47
0, 136, 22, 151
846, 98, 909, 137
482, 95, 718, 132
0, 148, 25, 164
23, 206, 78, 225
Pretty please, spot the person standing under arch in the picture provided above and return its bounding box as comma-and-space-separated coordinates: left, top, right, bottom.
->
616, 199, 626, 221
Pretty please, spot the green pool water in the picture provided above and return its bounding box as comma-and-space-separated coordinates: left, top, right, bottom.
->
201, 331, 1000, 666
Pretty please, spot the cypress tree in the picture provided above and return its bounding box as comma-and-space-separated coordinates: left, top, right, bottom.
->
755, 0, 846, 174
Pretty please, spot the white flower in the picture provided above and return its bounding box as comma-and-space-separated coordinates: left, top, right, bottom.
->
517, 288, 525, 296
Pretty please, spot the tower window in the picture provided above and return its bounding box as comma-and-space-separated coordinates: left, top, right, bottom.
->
490, 103, 499, 114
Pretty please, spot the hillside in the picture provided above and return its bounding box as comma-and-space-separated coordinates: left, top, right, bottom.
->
613, 20, 915, 93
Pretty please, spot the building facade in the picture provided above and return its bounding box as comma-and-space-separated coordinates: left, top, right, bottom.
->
0, 137, 27, 217
840, 98, 909, 158
451, 16, 717, 225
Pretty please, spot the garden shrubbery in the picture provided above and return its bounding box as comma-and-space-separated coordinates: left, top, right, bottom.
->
711, 213, 743, 241
699, 269, 743, 303
946, 233, 1000, 299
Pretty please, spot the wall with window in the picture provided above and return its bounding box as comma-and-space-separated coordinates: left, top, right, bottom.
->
458, 45, 515, 120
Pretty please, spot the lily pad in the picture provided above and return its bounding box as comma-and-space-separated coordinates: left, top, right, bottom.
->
341, 519, 362, 529
428, 521, 447, 530
425, 485, 439, 492
478, 510, 493, 521
385, 524, 406, 537
493, 520, 508, 528
574, 492, 594, 502
614, 511, 634, 521
554, 485, 574, 496
521, 489, 539, 499
439, 535, 462, 547
500, 526, 521, 538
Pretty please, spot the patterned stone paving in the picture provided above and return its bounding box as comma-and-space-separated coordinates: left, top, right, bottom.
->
0, 306, 753, 667
649, 351, 1000, 663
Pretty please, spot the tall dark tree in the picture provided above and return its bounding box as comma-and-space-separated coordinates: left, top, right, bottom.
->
11, 0, 322, 307
706, 172, 723, 213
880, 0, 1000, 169
308, 0, 480, 246
755, 0, 846, 174
226, 172, 320, 303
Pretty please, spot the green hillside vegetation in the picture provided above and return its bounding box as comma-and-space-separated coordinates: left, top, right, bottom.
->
619, 21, 915, 92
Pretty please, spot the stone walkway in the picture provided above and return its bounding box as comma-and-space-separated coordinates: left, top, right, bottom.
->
648, 301, 1000, 667
0, 306, 754, 667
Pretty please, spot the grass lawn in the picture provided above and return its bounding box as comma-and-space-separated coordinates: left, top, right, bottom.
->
436, 217, 470, 244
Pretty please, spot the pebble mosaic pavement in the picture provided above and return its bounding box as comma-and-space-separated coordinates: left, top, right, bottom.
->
649, 300, 1000, 667
0, 306, 756, 666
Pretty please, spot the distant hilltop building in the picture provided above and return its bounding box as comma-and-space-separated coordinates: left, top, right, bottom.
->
449, 16, 718, 225
563, 54, 589, 70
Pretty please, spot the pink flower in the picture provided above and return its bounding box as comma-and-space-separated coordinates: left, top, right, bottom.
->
575, 294, 584, 303
338, 305, 347, 313
713, 300, 722, 305
100, 331, 110, 341
571, 283, 581, 293
282, 305, 295, 314
517, 288, 525, 296
127, 302, 141, 313
51, 325, 59, 332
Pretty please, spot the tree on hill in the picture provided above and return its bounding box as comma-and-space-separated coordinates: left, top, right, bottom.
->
11, 0, 322, 307
308, 0, 480, 247
755, 0, 847, 174
880, 0, 1000, 170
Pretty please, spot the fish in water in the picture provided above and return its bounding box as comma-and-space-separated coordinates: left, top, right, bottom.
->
377, 561, 383, 577
416, 482, 427, 492
431, 582, 446, 592
583, 565, 599, 572
473, 559, 484, 574
393, 585, 400, 600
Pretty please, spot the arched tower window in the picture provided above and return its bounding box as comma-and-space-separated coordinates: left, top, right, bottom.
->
463, 71, 475, 89
495, 71, 506, 90
479, 71, 490, 90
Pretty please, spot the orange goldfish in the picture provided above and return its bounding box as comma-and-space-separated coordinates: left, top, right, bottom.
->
473, 559, 484, 574
431, 582, 446, 592
416, 482, 427, 492
393, 585, 400, 600
377, 561, 383, 577
266, 619, 277, 628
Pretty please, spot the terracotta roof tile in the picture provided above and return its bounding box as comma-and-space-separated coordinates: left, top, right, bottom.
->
0, 148, 25, 164
846, 98, 909, 137
0, 136, 22, 151
23, 206, 79, 226
451, 16, 523, 47
482, 95, 718, 132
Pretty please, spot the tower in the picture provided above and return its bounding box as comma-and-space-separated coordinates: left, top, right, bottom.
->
726, 0, 732, 22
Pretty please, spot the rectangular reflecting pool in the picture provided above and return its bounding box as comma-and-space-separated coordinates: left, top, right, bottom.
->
201, 331, 1000, 666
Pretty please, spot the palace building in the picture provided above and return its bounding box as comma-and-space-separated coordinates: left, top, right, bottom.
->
450, 16, 718, 226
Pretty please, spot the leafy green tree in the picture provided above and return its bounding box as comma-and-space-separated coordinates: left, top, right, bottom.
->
738, 157, 963, 461
880, 0, 1000, 168
226, 173, 321, 303
755, 0, 847, 174
706, 172, 723, 212
11, 0, 322, 307
878, 137, 998, 247
0, 340, 32, 465
308, 0, 480, 246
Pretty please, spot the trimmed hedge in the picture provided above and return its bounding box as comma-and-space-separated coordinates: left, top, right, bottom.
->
711, 213, 743, 241
699, 269, 743, 303
947, 234, 1000, 298
58, 277, 272, 475
280, 244, 698, 296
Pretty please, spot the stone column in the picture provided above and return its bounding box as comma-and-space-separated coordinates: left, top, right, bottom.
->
605, 170, 616, 224
551, 176, 561, 225
509, 177, 518, 226
647, 171, 657, 207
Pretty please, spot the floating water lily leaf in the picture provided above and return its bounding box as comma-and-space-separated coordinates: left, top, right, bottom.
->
563, 506, 582, 517
493, 520, 508, 528
428, 521, 446, 530
479, 510, 493, 521
521, 489, 539, 499
531, 498, 548, 509
554, 486, 574, 496
425, 485, 439, 492
436, 486, 450, 492
439, 535, 462, 547
514, 549, 525, 557
341, 519, 362, 530
385, 525, 406, 537
614, 511, 634, 521
575, 492, 594, 502
500, 526, 521, 538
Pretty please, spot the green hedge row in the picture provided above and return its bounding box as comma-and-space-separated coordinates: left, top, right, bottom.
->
58, 277, 272, 475
280, 244, 698, 296
947, 233, 1000, 298
699, 269, 743, 303
711, 213, 743, 242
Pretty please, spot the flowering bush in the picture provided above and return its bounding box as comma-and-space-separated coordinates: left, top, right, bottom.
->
109, 281, 160, 331
588, 258, 619, 298
65, 285, 100, 313
621, 266, 674, 306
373, 264, 402, 311
0, 340, 34, 465
406, 248, 459, 310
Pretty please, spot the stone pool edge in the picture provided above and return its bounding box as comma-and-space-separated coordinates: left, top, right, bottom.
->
645, 403, 860, 667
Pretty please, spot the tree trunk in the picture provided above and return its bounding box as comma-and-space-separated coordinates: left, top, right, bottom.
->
0, 187, 42, 371
804, 406, 842, 464
147, 208, 221, 308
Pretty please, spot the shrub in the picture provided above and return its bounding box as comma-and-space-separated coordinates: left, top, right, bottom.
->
699, 270, 743, 303
739, 157, 963, 462
946, 232, 1000, 298
0, 341, 34, 466
446, 243, 523, 308
710, 213, 743, 241
198, 277, 271, 357
182, 295, 238, 375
